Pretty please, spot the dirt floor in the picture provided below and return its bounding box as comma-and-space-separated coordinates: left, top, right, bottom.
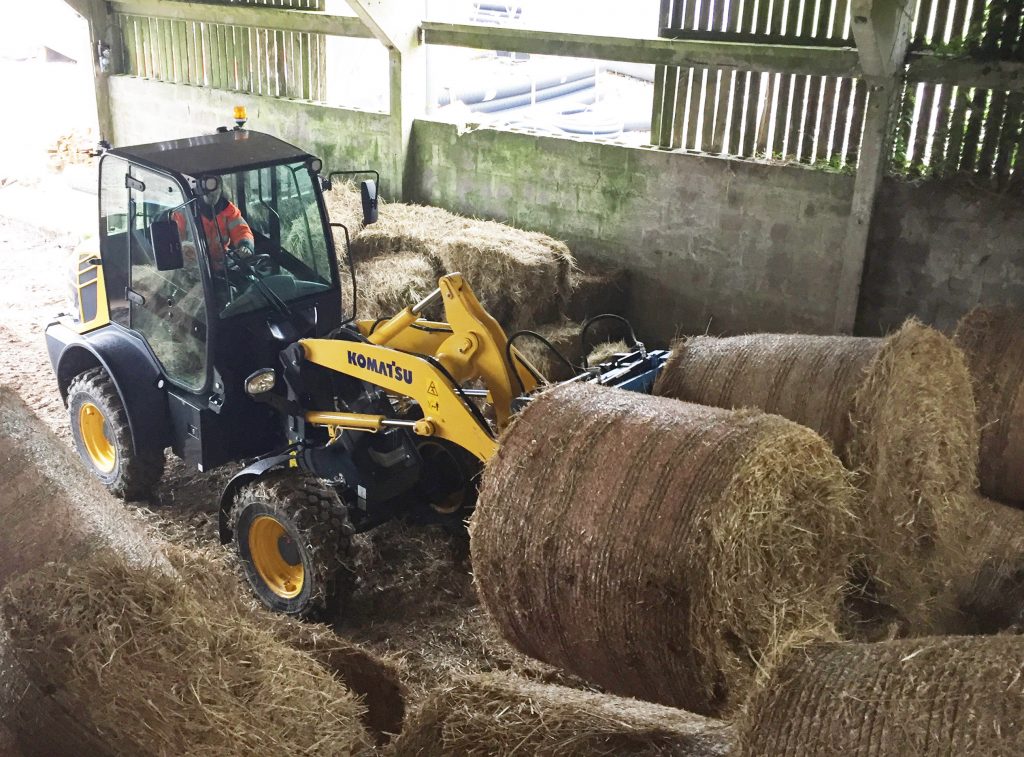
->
0, 207, 578, 716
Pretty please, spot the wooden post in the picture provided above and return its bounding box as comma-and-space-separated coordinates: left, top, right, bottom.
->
345, 0, 427, 200
831, 0, 913, 334
64, 0, 115, 142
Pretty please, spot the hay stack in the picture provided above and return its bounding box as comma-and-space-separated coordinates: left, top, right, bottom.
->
954, 307, 1024, 502
390, 673, 734, 757
654, 320, 978, 631
739, 635, 1024, 756
0, 551, 373, 757
354, 251, 442, 321
471, 382, 859, 715
323, 180, 366, 235
350, 199, 576, 331
566, 265, 629, 322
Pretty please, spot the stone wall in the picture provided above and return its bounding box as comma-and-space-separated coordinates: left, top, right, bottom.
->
107, 76, 398, 195
406, 119, 856, 344
857, 177, 1024, 336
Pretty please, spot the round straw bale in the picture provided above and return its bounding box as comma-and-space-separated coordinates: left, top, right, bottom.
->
739, 635, 1024, 757
354, 251, 442, 321
0, 552, 373, 757
0, 385, 169, 583
653, 320, 978, 632
390, 673, 734, 757
471, 382, 859, 715
955, 493, 1024, 634
954, 307, 1024, 502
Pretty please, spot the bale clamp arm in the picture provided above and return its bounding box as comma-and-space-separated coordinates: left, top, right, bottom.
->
299, 273, 540, 463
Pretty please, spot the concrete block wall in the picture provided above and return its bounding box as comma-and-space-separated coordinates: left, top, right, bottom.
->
107, 76, 398, 195
406, 119, 856, 344
857, 177, 1024, 336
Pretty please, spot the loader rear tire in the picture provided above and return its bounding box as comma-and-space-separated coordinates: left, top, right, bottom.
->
67, 367, 164, 500
231, 472, 356, 620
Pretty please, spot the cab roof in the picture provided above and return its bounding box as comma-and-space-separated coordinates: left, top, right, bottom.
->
109, 129, 313, 179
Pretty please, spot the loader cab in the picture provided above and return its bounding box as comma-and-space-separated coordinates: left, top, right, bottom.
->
91, 130, 346, 471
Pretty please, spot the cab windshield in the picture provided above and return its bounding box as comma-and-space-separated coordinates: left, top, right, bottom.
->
189, 161, 335, 318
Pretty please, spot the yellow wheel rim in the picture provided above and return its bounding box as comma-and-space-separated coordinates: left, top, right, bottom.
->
248, 515, 304, 599
79, 402, 116, 473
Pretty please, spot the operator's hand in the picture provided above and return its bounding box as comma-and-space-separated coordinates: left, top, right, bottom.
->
181, 241, 197, 265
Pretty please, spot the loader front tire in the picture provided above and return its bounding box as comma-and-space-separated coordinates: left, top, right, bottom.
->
231, 473, 356, 620
67, 367, 164, 500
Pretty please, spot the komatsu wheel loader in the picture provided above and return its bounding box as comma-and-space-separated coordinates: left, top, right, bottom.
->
45, 120, 667, 617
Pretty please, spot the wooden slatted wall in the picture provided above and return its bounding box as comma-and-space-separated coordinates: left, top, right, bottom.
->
652, 0, 867, 168
653, 0, 1023, 188
896, 0, 1024, 188
117, 0, 327, 101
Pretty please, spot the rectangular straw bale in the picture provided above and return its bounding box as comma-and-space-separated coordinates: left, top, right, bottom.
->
566, 265, 630, 322
353, 251, 442, 321
349, 199, 577, 330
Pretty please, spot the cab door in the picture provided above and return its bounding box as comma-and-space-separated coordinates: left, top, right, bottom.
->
126, 165, 211, 393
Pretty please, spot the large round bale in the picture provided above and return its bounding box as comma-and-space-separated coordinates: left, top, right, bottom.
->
0, 385, 169, 582
0, 551, 374, 757
471, 382, 859, 715
955, 494, 1024, 634
954, 306, 1024, 503
653, 320, 978, 632
739, 635, 1024, 756
390, 673, 734, 757
350, 199, 576, 330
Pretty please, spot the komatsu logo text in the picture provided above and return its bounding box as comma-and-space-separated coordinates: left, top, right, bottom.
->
348, 351, 414, 384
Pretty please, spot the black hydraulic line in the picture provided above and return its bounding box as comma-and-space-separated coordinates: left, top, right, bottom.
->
505, 330, 576, 395
580, 314, 642, 369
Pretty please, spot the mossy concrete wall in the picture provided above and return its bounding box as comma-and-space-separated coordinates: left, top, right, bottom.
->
857, 177, 1024, 335
406, 119, 856, 343
107, 76, 398, 195
106, 81, 1024, 341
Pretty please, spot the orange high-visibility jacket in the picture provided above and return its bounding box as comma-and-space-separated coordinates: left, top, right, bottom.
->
175, 197, 254, 267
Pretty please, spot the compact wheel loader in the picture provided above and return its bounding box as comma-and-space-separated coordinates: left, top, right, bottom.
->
46, 123, 667, 617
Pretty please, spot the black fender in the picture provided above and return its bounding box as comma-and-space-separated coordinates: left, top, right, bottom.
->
218, 452, 294, 544
46, 321, 171, 455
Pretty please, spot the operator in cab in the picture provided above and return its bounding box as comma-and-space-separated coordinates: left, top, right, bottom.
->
175, 179, 254, 270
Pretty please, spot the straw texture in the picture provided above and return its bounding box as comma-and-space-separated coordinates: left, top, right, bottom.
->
390, 673, 734, 757
954, 307, 1024, 502
471, 382, 859, 715
654, 321, 979, 632
739, 635, 1024, 756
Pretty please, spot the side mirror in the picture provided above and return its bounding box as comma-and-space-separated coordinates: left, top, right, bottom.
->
150, 220, 184, 271
360, 179, 378, 225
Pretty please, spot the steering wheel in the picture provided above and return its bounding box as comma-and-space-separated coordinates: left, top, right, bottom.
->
225, 248, 275, 276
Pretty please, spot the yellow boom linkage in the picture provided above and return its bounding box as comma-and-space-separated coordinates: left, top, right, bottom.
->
300, 274, 539, 463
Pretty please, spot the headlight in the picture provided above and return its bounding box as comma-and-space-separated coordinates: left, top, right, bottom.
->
244, 369, 276, 395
